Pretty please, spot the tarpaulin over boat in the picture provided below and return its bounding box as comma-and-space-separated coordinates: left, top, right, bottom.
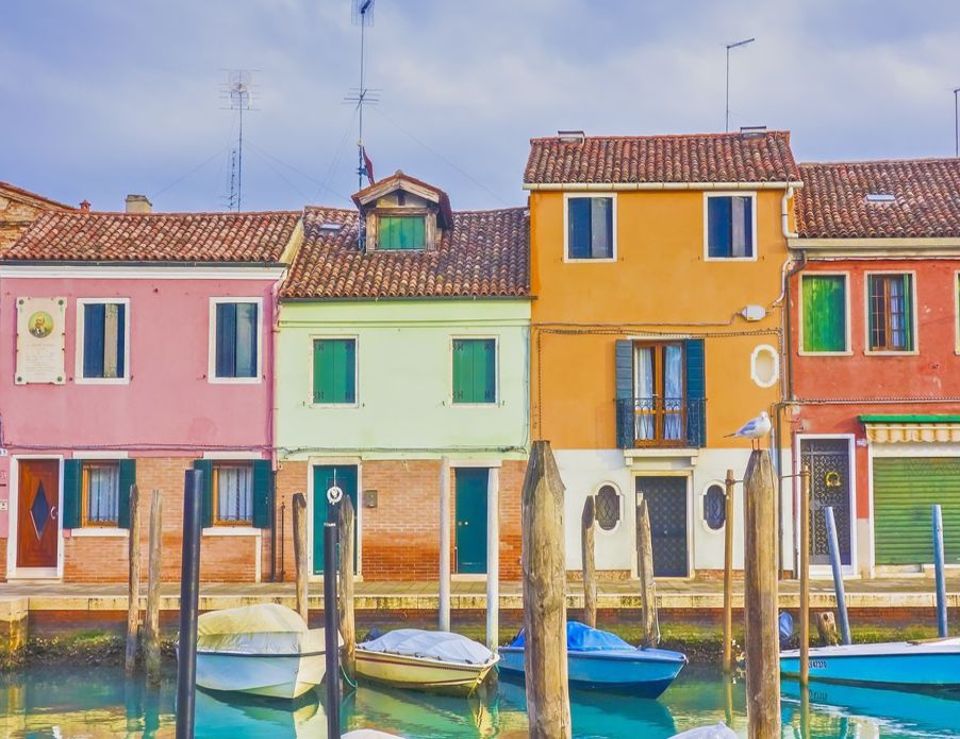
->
357, 629, 494, 665
509, 621, 634, 652
196, 603, 326, 656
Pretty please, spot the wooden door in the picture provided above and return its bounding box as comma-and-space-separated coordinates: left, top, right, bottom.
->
312, 465, 358, 575
455, 468, 489, 574
636, 476, 688, 577
17, 460, 60, 568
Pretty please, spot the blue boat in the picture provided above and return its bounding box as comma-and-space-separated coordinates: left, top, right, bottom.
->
780, 637, 960, 687
498, 621, 687, 698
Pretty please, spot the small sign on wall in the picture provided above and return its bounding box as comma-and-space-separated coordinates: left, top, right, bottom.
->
16, 297, 66, 384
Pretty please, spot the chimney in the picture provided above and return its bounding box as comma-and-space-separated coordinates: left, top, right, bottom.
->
79, 200, 91, 212
557, 129, 585, 144
125, 194, 152, 214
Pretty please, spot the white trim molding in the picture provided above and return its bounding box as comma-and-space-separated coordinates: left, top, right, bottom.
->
703, 191, 759, 262
525, 180, 802, 192
0, 264, 286, 280
208, 297, 264, 384
562, 192, 618, 263
750, 344, 780, 388
74, 297, 132, 385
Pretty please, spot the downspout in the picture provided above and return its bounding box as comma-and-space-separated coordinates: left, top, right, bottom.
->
269, 281, 281, 582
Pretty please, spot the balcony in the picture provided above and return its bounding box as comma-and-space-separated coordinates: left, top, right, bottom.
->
616, 397, 706, 449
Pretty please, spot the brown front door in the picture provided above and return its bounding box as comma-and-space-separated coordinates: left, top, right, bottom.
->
17, 460, 60, 568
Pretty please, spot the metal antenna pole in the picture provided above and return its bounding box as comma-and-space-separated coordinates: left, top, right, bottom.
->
725, 38, 755, 132
238, 103, 244, 211
954, 88, 960, 158
358, 19, 366, 192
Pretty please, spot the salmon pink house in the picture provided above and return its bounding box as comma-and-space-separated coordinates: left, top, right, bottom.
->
0, 202, 302, 583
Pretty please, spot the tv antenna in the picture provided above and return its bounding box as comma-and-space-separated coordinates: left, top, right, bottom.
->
220, 69, 259, 211
346, 0, 380, 192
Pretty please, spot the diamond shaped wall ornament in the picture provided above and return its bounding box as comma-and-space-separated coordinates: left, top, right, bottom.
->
30, 482, 51, 540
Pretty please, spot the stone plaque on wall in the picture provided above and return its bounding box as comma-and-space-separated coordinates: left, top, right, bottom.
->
16, 297, 66, 384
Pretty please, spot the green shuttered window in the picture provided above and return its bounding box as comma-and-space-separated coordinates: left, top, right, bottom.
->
192, 459, 273, 529
707, 195, 754, 258
567, 196, 614, 259
379, 215, 426, 250
214, 301, 259, 379
802, 275, 847, 353
868, 274, 914, 352
81, 301, 127, 379
452, 338, 497, 404
313, 338, 357, 404
62, 459, 136, 528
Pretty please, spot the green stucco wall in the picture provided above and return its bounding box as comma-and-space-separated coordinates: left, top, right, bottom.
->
276, 299, 531, 460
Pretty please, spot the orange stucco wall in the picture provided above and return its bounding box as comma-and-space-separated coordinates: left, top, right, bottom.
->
529, 189, 792, 449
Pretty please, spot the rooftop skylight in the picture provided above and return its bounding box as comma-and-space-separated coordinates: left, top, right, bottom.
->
865, 192, 896, 203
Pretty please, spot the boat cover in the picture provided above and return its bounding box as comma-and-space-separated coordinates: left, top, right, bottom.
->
357, 629, 495, 665
196, 603, 325, 656
509, 621, 634, 652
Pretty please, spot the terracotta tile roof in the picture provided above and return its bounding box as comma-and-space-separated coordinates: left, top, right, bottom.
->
795, 159, 960, 239
2, 210, 302, 263
524, 131, 800, 185
281, 206, 529, 299
0, 180, 76, 211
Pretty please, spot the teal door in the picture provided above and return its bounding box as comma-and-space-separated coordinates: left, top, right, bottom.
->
455, 468, 488, 574
313, 465, 358, 575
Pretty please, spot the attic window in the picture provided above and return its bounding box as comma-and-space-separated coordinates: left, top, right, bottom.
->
865, 193, 896, 204
379, 214, 425, 250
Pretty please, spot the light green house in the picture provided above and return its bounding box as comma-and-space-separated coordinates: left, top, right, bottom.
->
275, 172, 530, 582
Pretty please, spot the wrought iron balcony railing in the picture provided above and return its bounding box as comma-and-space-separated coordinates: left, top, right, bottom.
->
615, 396, 706, 448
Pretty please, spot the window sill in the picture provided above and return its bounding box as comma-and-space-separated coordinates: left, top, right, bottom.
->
309, 402, 360, 409
563, 257, 617, 263
208, 377, 263, 385
74, 378, 130, 385
70, 527, 128, 538
704, 256, 758, 262
864, 350, 919, 357
202, 526, 262, 537
798, 350, 853, 357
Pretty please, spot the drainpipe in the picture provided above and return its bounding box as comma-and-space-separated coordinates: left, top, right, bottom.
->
269, 281, 281, 582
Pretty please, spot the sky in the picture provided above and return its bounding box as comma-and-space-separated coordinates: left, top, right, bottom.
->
2, 0, 959, 213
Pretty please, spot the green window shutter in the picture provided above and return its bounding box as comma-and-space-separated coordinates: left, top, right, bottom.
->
802, 275, 847, 352
62, 460, 82, 529
481, 340, 496, 402
902, 274, 914, 350
684, 339, 706, 447
117, 459, 137, 529
452, 340, 471, 402
614, 340, 634, 448
313, 339, 356, 404
252, 460, 274, 529
379, 216, 425, 250
192, 460, 214, 528
452, 339, 495, 403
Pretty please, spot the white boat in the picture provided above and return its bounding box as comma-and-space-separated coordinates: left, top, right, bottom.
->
355, 629, 499, 694
193, 603, 335, 699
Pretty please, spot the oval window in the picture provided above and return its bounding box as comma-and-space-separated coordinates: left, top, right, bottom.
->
595, 484, 621, 531
703, 484, 726, 531
751, 344, 780, 388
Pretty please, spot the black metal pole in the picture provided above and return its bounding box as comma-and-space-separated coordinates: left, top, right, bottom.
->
323, 520, 341, 737
176, 469, 203, 739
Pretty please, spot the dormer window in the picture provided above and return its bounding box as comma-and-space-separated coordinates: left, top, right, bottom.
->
379, 214, 426, 250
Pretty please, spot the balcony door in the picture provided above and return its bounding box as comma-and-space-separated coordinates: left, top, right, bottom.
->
634, 343, 685, 446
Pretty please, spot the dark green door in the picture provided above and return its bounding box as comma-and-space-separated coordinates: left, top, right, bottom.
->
455, 468, 488, 574
313, 465, 358, 575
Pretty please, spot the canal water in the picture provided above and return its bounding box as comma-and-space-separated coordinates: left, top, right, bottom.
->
2, 665, 958, 737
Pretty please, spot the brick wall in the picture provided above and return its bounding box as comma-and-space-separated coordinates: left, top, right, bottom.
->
63, 457, 259, 583
274, 458, 525, 582
0, 538, 6, 581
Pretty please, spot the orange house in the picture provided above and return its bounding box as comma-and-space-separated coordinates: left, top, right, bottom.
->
525, 130, 802, 577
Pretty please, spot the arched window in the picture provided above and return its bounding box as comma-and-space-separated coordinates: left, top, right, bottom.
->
703, 483, 726, 531
595, 484, 621, 531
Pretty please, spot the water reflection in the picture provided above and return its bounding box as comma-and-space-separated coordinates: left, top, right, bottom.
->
1, 665, 958, 738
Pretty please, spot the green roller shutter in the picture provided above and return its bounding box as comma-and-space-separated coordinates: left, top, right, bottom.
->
252, 460, 274, 529
192, 459, 214, 528
62, 460, 82, 529
802, 275, 847, 352
117, 459, 137, 529
873, 457, 960, 565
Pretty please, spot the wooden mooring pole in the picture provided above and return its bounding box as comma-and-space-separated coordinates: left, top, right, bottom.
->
144, 490, 163, 684
800, 464, 811, 685
722, 468, 735, 673
522, 441, 571, 739
743, 450, 780, 738
338, 495, 356, 680
292, 492, 309, 623
637, 496, 660, 647
125, 484, 141, 675
581, 496, 597, 629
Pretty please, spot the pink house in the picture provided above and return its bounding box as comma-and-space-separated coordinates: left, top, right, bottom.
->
0, 201, 302, 583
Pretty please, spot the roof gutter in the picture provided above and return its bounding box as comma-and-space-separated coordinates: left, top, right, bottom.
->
522, 181, 804, 192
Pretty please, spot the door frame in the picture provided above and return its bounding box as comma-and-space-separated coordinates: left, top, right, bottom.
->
632, 470, 693, 579
307, 457, 362, 581
450, 459, 499, 581
794, 433, 858, 578
6, 455, 65, 580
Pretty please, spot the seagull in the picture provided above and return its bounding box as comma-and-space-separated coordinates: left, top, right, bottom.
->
727, 411, 772, 449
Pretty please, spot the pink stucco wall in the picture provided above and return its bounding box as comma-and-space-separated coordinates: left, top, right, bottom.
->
0, 275, 276, 454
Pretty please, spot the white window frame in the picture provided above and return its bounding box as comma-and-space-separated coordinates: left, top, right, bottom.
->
703, 191, 759, 262
562, 192, 618, 263
798, 272, 852, 356
208, 297, 263, 384
592, 481, 624, 535
450, 335, 500, 406
309, 334, 360, 408
75, 298, 131, 385
69, 451, 130, 537
750, 344, 780, 389
863, 270, 919, 356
